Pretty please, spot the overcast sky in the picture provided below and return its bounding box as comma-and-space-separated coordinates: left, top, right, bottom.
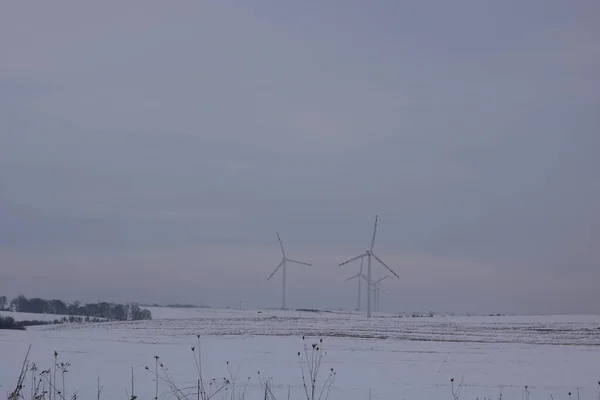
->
1, 1, 598, 314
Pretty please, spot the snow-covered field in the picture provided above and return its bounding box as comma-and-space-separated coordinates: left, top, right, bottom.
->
1, 308, 599, 399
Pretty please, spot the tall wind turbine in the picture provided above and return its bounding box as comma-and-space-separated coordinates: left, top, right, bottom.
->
267, 232, 312, 310
339, 215, 398, 318
343, 257, 365, 311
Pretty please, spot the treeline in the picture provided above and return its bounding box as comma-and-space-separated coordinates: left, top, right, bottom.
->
0, 295, 152, 321
0, 315, 108, 331
0, 316, 25, 330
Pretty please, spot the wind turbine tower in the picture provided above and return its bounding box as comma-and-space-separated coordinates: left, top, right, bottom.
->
339, 215, 399, 318
267, 232, 312, 310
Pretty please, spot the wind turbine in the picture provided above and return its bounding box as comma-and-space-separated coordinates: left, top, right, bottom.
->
339, 215, 398, 318
343, 257, 365, 311
371, 275, 388, 313
267, 232, 312, 310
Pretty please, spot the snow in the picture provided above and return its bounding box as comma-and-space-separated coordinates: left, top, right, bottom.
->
1, 310, 599, 399
144, 306, 360, 320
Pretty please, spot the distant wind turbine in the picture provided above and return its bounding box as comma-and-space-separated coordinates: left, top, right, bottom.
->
339, 215, 398, 318
371, 275, 388, 313
343, 257, 365, 311
267, 232, 312, 310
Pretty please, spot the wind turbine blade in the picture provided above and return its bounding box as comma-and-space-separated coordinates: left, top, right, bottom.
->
370, 215, 378, 251
375, 275, 389, 284
276, 232, 285, 256
286, 259, 312, 266
338, 252, 367, 267
359, 256, 364, 274
371, 252, 399, 278
344, 273, 360, 282
378, 287, 388, 296
359, 273, 370, 283
267, 259, 284, 281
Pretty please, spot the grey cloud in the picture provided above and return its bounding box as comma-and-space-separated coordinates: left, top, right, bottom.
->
0, 1, 598, 314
